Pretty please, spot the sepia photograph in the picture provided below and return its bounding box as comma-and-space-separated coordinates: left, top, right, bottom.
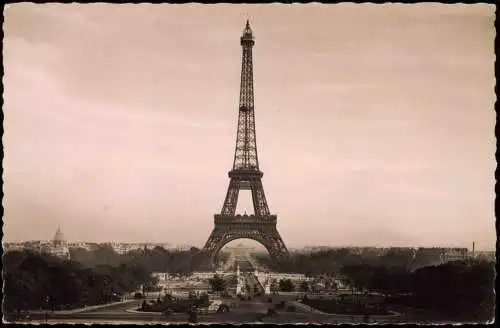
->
2, 3, 496, 324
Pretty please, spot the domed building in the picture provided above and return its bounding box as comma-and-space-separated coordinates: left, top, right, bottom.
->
53, 225, 67, 246
46, 225, 70, 259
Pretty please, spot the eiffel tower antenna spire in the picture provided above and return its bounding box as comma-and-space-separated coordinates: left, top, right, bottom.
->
201, 21, 289, 268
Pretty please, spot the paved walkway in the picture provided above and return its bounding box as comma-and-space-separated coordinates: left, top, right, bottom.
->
30, 299, 137, 315
288, 300, 402, 321
289, 300, 327, 314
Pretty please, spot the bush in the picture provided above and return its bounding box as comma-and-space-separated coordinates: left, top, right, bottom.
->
209, 275, 227, 292
278, 279, 295, 292
286, 305, 296, 312
217, 304, 230, 313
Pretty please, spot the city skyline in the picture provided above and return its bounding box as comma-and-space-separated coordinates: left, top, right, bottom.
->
2, 224, 494, 251
3, 4, 496, 250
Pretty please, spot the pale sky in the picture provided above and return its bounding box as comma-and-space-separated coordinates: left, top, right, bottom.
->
2, 3, 496, 250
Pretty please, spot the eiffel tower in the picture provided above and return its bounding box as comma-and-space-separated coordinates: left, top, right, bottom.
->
200, 20, 289, 266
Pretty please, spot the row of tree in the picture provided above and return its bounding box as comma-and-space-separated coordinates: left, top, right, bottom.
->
3, 250, 155, 316
340, 260, 495, 322
254, 248, 419, 275
70, 245, 197, 273
70, 245, 230, 274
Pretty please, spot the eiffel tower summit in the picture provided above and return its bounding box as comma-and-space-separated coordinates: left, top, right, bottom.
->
200, 20, 289, 266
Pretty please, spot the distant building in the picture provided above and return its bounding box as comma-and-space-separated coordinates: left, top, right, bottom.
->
255, 271, 312, 285
410, 247, 471, 271
67, 242, 93, 250
46, 226, 70, 259
175, 244, 192, 251
226, 243, 253, 256
3, 242, 25, 252
190, 272, 216, 280
442, 248, 468, 262
52, 226, 66, 247
412, 247, 445, 268
302, 245, 333, 252
474, 251, 496, 262
3, 238, 180, 258
104, 242, 173, 254
108, 242, 142, 254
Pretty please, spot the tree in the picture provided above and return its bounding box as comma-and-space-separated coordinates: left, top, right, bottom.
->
340, 264, 373, 297
337, 260, 495, 322
144, 275, 160, 292
368, 267, 394, 299
278, 279, 295, 292
270, 280, 279, 294
188, 306, 199, 323
378, 248, 414, 269
199, 293, 210, 307
3, 250, 157, 316
208, 275, 226, 292
410, 261, 494, 321
299, 281, 310, 292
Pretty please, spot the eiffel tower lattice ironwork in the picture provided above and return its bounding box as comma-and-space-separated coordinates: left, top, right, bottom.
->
201, 20, 289, 265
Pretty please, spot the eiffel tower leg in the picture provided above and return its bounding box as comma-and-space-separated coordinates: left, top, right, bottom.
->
203, 228, 223, 257
221, 179, 240, 216
250, 179, 270, 217
263, 228, 289, 261
198, 228, 225, 270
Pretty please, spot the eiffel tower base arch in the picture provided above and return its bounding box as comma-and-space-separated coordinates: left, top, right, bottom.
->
200, 215, 289, 268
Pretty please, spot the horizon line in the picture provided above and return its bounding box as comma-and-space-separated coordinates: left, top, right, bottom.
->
3, 239, 494, 251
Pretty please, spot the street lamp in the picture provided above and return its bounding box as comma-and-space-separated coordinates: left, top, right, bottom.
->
44, 296, 50, 324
